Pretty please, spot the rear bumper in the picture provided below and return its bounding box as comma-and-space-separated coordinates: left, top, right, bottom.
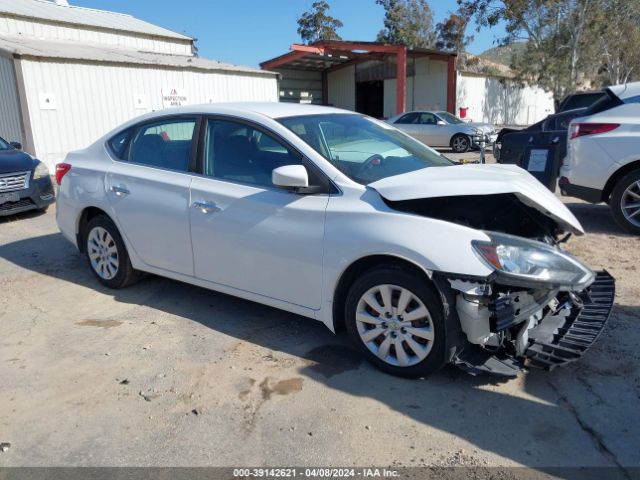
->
559, 177, 603, 203
0, 175, 55, 217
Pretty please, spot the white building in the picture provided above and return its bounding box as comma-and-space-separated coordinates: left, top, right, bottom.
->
456, 58, 554, 126
0, 0, 278, 169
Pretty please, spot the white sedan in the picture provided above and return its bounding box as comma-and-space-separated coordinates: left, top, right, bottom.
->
56, 103, 613, 378
387, 110, 497, 153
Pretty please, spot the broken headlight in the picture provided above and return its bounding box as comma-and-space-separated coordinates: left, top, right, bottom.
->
472, 232, 595, 290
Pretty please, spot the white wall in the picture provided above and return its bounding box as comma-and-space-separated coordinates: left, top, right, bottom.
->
456, 72, 554, 126
384, 58, 448, 118
327, 65, 355, 111
19, 59, 278, 168
0, 54, 22, 143
0, 16, 192, 56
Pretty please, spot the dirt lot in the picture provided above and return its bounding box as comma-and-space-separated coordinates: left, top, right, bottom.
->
1, 157, 638, 474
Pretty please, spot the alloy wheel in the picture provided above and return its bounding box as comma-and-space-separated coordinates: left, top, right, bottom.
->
355, 284, 434, 367
87, 226, 119, 280
452, 136, 468, 152
621, 180, 640, 228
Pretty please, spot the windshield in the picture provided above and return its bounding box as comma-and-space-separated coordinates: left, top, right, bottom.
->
437, 112, 464, 124
278, 114, 452, 184
0, 137, 11, 151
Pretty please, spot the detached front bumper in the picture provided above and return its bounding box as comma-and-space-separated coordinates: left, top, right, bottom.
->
526, 271, 615, 370
451, 271, 615, 377
470, 133, 498, 149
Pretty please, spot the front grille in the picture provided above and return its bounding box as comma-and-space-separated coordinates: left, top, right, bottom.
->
0, 197, 35, 212
0, 171, 30, 192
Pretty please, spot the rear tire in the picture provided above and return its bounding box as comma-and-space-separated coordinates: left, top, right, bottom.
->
610, 169, 640, 235
344, 265, 447, 378
84, 215, 141, 288
451, 134, 471, 153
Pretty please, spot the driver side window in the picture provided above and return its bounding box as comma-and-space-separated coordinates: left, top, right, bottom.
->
203, 119, 323, 189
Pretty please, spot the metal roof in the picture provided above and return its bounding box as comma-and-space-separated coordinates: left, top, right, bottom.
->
0, 0, 192, 41
0, 35, 276, 77
261, 40, 456, 72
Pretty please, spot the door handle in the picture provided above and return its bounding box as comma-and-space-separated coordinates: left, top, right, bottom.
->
550, 136, 560, 145
110, 185, 130, 196
191, 200, 221, 214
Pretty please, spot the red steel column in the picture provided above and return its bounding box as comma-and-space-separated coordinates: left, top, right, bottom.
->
447, 55, 457, 113
395, 46, 407, 115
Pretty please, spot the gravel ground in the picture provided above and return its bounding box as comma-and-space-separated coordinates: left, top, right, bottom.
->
0, 159, 638, 474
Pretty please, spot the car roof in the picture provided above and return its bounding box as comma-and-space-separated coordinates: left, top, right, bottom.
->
608, 81, 640, 101
142, 102, 351, 120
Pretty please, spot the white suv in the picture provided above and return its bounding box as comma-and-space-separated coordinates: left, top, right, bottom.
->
560, 82, 640, 234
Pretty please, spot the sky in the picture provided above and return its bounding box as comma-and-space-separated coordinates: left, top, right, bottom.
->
70, 0, 507, 68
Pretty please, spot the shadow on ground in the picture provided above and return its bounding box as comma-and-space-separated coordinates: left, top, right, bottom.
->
1, 231, 637, 475
565, 202, 631, 236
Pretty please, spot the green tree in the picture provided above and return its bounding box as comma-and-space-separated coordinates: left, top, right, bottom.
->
436, 13, 473, 54
376, 0, 437, 48
297, 1, 343, 44
460, 0, 602, 102
592, 0, 640, 85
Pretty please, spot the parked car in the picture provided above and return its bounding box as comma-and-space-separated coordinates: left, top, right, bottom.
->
556, 90, 606, 113
0, 136, 55, 217
560, 82, 640, 234
386, 110, 497, 153
56, 103, 614, 378
494, 108, 587, 190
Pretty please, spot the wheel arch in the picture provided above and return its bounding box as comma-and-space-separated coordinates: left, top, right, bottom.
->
602, 159, 640, 203
331, 254, 432, 333
76, 206, 113, 253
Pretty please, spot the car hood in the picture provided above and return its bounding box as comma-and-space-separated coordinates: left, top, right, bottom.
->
0, 149, 35, 173
369, 164, 584, 234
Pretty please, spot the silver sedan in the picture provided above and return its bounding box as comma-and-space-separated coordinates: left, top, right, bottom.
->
387, 110, 497, 153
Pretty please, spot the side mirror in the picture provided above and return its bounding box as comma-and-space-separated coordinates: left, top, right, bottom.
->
10, 141, 22, 150
436, 120, 446, 126
272, 165, 309, 190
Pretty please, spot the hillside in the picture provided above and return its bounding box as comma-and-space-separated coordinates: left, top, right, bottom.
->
478, 43, 526, 66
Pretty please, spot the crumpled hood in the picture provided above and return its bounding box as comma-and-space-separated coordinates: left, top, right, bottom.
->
369, 164, 584, 234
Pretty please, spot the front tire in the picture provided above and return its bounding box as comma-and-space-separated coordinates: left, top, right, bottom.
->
451, 134, 471, 153
84, 215, 141, 288
610, 170, 640, 235
344, 265, 446, 378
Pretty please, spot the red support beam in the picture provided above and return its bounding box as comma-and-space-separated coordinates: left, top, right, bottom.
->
396, 46, 407, 115
446, 55, 457, 114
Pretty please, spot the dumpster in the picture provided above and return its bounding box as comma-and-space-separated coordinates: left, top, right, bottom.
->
521, 144, 563, 192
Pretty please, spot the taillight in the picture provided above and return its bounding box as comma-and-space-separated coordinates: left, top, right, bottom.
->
569, 123, 620, 139
55, 163, 71, 185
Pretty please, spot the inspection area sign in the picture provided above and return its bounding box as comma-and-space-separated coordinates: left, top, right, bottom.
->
162, 88, 188, 108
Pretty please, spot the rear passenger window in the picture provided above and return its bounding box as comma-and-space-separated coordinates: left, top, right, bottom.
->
129, 119, 196, 171
108, 129, 132, 159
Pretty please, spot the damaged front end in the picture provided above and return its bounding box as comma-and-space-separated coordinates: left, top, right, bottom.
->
441, 230, 615, 377
445, 271, 615, 377
385, 194, 614, 377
